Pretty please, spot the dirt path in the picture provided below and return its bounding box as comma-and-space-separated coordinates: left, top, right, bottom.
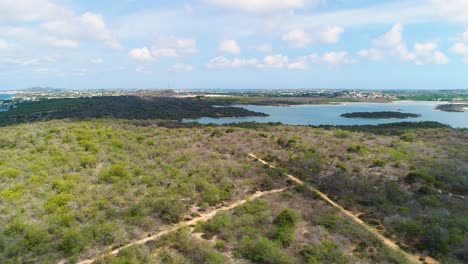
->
77, 188, 286, 264
248, 153, 438, 264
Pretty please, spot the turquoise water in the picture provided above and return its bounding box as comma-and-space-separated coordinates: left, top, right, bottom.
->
185, 101, 468, 128
0, 94, 15, 112
0, 94, 14, 100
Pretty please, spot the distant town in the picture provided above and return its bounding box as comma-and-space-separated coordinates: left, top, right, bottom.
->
2, 87, 468, 111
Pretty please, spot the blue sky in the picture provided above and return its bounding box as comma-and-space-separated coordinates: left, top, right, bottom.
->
0, 0, 468, 90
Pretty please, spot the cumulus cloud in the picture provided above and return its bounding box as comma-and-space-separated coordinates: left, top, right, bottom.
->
282, 29, 312, 48
80, 12, 121, 50
282, 26, 344, 48
206, 50, 357, 70
152, 36, 197, 58
358, 48, 384, 61
414, 42, 449, 64
360, 23, 449, 65
3, 27, 80, 49
219, 39, 241, 54
463, 30, 468, 42
451, 42, 468, 64
129, 47, 153, 61
0, 0, 71, 22
206, 0, 307, 13
261, 54, 290, 68
311, 52, 355, 66
206, 56, 259, 69
374, 23, 416, 62
0, 0, 121, 50
316, 26, 344, 44
432, 0, 468, 23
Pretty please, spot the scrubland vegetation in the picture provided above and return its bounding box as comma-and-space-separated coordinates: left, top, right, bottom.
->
0, 97, 467, 263
436, 104, 468, 112
340, 112, 421, 119
0, 96, 267, 126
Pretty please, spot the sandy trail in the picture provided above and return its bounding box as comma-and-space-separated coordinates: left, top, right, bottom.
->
77, 188, 286, 264
248, 153, 438, 264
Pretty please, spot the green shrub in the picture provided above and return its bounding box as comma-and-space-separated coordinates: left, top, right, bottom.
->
215, 240, 226, 250
335, 130, 351, 138
99, 163, 129, 183
404, 171, 436, 184
347, 144, 367, 154
238, 237, 292, 264
24, 225, 49, 251
394, 220, 423, 240
44, 194, 73, 213
58, 228, 87, 255
302, 241, 349, 264
337, 162, 348, 171
274, 209, 300, 228
0, 188, 24, 201
80, 154, 97, 168
78, 140, 99, 153
372, 159, 387, 167
0, 168, 21, 179
153, 198, 187, 223
273, 226, 295, 247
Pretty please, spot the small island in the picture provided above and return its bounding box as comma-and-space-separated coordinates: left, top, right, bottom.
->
340, 111, 421, 119
436, 104, 468, 112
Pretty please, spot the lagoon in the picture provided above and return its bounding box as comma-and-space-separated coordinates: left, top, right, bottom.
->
186, 101, 468, 128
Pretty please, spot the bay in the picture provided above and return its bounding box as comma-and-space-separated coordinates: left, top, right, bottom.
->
185, 101, 468, 128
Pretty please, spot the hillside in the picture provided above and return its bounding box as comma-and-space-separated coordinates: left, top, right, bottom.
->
0, 115, 466, 263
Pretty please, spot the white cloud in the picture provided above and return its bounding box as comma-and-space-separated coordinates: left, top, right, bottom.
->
282, 29, 312, 48
170, 63, 194, 72
129, 47, 153, 61
261, 54, 289, 68
0, 0, 71, 22
2, 9, 121, 50
90, 58, 104, 64
375, 23, 403, 47
431, 51, 450, 64
3, 27, 80, 49
282, 26, 344, 48
206, 0, 307, 13
80, 12, 121, 50
287, 57, 309, 70
432, 0, 468, 23
316, 26, 344, 44
206, 56, 259, 69
451, 42, 468, 64
206, 54, 312, 70
361, 24, 448, 65
463, 30, 468, 42
358, 48, 384, 61
311, 51, 355, 66
256, 43, 273, 53
151, 36, 197, 58
219, 39, 241, 54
